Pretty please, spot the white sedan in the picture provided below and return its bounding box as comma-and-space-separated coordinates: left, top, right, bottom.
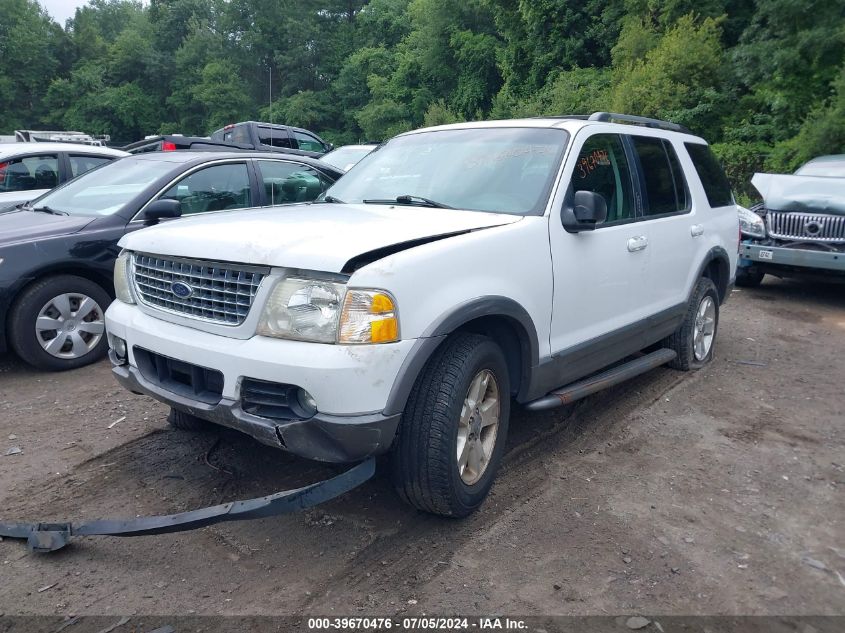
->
0, 142, 128, 212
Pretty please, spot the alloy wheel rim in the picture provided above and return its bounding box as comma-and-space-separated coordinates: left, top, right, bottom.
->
35, 293, 105, 359
693, 295, 716, 361
457, 369, 500, 485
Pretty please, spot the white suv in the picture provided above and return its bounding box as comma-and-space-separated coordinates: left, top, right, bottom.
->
106, 113, 739, 517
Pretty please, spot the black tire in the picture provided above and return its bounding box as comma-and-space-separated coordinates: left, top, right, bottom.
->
390, 333, 511, 517
8, 275, 111, 371
167, 408, 213, 431
736, 268, 764, 287
666, 277, 720, 371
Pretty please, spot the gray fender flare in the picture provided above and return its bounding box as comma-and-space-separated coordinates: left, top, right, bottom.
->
382, 296, 540, 416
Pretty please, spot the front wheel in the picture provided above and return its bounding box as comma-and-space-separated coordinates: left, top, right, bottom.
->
390, 333, 510, 517
665, 277, 720, 371
9, 275, 111, 371
736, 268, 764, 287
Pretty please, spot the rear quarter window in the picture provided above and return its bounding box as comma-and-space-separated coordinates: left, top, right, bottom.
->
684, 143, 734, 208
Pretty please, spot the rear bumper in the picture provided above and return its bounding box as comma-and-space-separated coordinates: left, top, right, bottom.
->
112, 359, 400, 463
740, 243, 845, 274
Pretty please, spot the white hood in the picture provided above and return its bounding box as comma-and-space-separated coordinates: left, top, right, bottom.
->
119, 203, 522, 273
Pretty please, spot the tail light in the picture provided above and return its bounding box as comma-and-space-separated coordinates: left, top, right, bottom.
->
161, 141, 177, 151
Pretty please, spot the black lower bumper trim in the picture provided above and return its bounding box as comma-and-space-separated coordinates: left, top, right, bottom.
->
0, 458, 375, 553
112, 364, 400, 463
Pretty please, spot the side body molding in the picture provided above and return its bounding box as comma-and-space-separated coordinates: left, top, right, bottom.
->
382, 296, 540, 416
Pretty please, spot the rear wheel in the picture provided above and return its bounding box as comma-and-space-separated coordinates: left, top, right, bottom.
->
390, 333, 510, 517
167, 408, 213, 431
666, 277, 720, 371
9, 275, 110, 371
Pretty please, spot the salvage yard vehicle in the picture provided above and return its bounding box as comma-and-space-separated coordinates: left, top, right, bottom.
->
319, 144, 379, 172
0, 143, 127, 212
0, 152, 342, 371
737, 155, 845, 286
106, 113, 738, 518
126, 121, 332, 157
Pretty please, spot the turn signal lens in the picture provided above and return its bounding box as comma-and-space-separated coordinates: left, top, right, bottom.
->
339, 290, 399, 344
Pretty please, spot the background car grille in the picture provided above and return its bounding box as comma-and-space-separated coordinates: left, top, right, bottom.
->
133, 253, 268, 325
766, 211, 845, 243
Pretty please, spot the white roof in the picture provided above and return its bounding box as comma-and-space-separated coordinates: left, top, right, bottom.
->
0, 143, 128, 159
404, 116, 706, 143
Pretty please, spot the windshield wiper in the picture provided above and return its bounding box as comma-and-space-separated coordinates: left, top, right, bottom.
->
362, 195, 452, 209
320, 195, 345, 204
30, 205, 68, 216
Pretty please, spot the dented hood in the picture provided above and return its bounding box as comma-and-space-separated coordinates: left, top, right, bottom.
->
118, 203, 521, 272
752, 173, 845, 215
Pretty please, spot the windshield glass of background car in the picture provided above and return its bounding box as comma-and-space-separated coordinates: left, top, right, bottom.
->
324, 128, 569, 215
33, 158, 174, 216
795, 160, 845, 178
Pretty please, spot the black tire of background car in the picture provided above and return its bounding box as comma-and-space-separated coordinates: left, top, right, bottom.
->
390, 333, 511, 518
665, 277, 720, 371
167, 408, 213, 431
736, 269, 765, 287
9, 275, 111, 371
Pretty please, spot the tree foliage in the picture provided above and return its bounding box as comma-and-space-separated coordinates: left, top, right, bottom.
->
0, 0, 843, 191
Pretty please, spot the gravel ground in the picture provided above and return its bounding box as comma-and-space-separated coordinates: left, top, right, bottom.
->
0, 278, 842, 618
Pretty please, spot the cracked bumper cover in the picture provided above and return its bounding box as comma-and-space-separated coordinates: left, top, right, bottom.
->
112, 360, 400, 463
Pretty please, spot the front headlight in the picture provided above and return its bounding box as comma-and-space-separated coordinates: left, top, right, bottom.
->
257, 277, 345, 343
114, 251, 135, 304
257, 278, 400, 344
738, 206, 766, 238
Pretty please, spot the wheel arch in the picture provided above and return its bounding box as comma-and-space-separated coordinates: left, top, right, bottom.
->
694, 246, 731, 304
383, 296, 540, 416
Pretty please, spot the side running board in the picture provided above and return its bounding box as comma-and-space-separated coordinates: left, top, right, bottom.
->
524, 349, 677, 412
0, 458, 375, 553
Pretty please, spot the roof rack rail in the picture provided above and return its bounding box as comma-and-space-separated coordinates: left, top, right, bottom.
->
587, 112, 691, 134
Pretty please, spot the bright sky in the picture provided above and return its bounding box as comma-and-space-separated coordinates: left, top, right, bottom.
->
39, 0, 88, 24
38, 0, 149, 25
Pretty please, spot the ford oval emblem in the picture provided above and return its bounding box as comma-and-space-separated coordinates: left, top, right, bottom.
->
171, 281, 194, 298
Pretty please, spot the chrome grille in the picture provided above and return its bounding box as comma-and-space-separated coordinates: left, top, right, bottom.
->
766, 211, 845, 243
132, 253, 268, 325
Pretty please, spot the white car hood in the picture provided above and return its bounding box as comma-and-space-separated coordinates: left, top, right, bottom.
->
119, 203, 522, 273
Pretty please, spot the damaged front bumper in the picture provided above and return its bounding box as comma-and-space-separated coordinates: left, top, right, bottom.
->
0, 458, 375, 553
112, 361, 400, 463
740, 242, 845, 275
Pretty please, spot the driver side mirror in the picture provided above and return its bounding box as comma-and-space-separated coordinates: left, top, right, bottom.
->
561, 190, 608, 233
143, 199, 182, 224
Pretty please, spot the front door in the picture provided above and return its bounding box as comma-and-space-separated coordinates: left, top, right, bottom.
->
548, 130, 651, 375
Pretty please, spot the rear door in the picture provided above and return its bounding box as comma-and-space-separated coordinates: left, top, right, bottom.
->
626, 133, 698, 315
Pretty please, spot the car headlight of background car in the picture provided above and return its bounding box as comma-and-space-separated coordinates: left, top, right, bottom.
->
738, 205, 766, 239
113, 251, 135, 304
257, 277, 399, 344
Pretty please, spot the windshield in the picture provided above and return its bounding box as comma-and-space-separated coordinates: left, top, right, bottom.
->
31, 158, 175, 216
321, 146, 376, 171
324, 128, 568, 215
795, 159, 845, 178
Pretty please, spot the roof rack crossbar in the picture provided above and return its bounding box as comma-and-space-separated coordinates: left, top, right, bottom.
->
587, 112, 691, 134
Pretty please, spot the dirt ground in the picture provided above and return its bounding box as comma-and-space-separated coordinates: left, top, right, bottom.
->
0, 278, 843, 618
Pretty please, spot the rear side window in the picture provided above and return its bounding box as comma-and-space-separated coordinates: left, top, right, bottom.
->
258, 127, 295, 149
293, 130, 326, 153
685, 143, 734, 208
257, 160, 331, 204
631, 136, 688, 215
69, 154, 113, 178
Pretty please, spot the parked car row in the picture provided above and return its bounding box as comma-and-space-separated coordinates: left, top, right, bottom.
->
0, 151, 344, 370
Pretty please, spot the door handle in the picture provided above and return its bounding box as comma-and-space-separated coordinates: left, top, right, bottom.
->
627, 235, 648, 252
691, 224, 704, 237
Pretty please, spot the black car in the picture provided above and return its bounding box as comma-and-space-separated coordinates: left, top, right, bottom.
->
0, 151, 343, 371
